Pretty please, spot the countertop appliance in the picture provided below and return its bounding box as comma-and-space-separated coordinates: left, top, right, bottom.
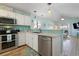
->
38, 35, 52, 56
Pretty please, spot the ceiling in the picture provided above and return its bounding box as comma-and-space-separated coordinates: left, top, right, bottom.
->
3, 3, 79, 20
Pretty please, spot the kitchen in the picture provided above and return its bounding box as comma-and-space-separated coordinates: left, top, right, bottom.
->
0, 3, 78, 56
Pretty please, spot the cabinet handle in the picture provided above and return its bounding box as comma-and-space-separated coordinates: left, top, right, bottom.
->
0, 39, 16, 43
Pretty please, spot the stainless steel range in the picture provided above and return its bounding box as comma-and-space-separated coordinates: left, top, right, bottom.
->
0, 17, 19, 53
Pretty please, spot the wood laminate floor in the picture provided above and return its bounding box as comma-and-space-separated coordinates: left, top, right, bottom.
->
0, 45, 39, 56
0, 45, 26, 56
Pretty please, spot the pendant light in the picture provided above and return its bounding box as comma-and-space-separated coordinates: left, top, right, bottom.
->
47, 3, 52, 15
33, 10, 37, 19
61, 18, 64, 21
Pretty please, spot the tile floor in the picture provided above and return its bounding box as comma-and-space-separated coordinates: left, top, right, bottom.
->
25, 47, 39, 56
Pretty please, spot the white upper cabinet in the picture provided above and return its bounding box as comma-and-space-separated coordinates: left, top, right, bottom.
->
0, 9, 14, 18
15, 13, 31, 25
6, 11, 15, 19
23, 15, 31, 26
0, 9, 31, 26
15, 13, 25, 25
0, 9, 9, 17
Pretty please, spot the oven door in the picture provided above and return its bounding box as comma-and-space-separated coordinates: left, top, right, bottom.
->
0, 29, 19, 53
1, 34, 16, 49
0, 34, 18, 53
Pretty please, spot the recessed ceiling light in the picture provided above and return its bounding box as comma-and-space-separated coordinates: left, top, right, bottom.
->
61, 18, 64, 21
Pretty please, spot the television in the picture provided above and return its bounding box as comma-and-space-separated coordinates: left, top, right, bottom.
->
73, 22, 79, 29
78, 22, 79, 25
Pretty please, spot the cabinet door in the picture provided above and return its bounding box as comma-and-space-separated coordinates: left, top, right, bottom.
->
25, 32, 29, 45
26, 32, 32, 47
0, 9, 14, 19
25, 33, 38, 52
15, 13, 24, 25
52, 36, 62, 56
0, 9, 8, 17
7, 11, 15, 19
25, 33, 33, 48
32, 34, 38, 52
18, 32, 26, 46
28, 33, 33, 48
24, 15, 31, 26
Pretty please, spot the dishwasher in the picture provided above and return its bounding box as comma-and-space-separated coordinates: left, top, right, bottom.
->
38, 35, 52, 56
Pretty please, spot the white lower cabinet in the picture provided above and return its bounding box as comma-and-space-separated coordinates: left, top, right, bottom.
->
28, 36, 33, 48
18, 32, 26, 46
25, 33, 33, 47
32, 34, 38, 52
52, 36, 62, 56
25, 32, 30, 46
25, 33, 38, 52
